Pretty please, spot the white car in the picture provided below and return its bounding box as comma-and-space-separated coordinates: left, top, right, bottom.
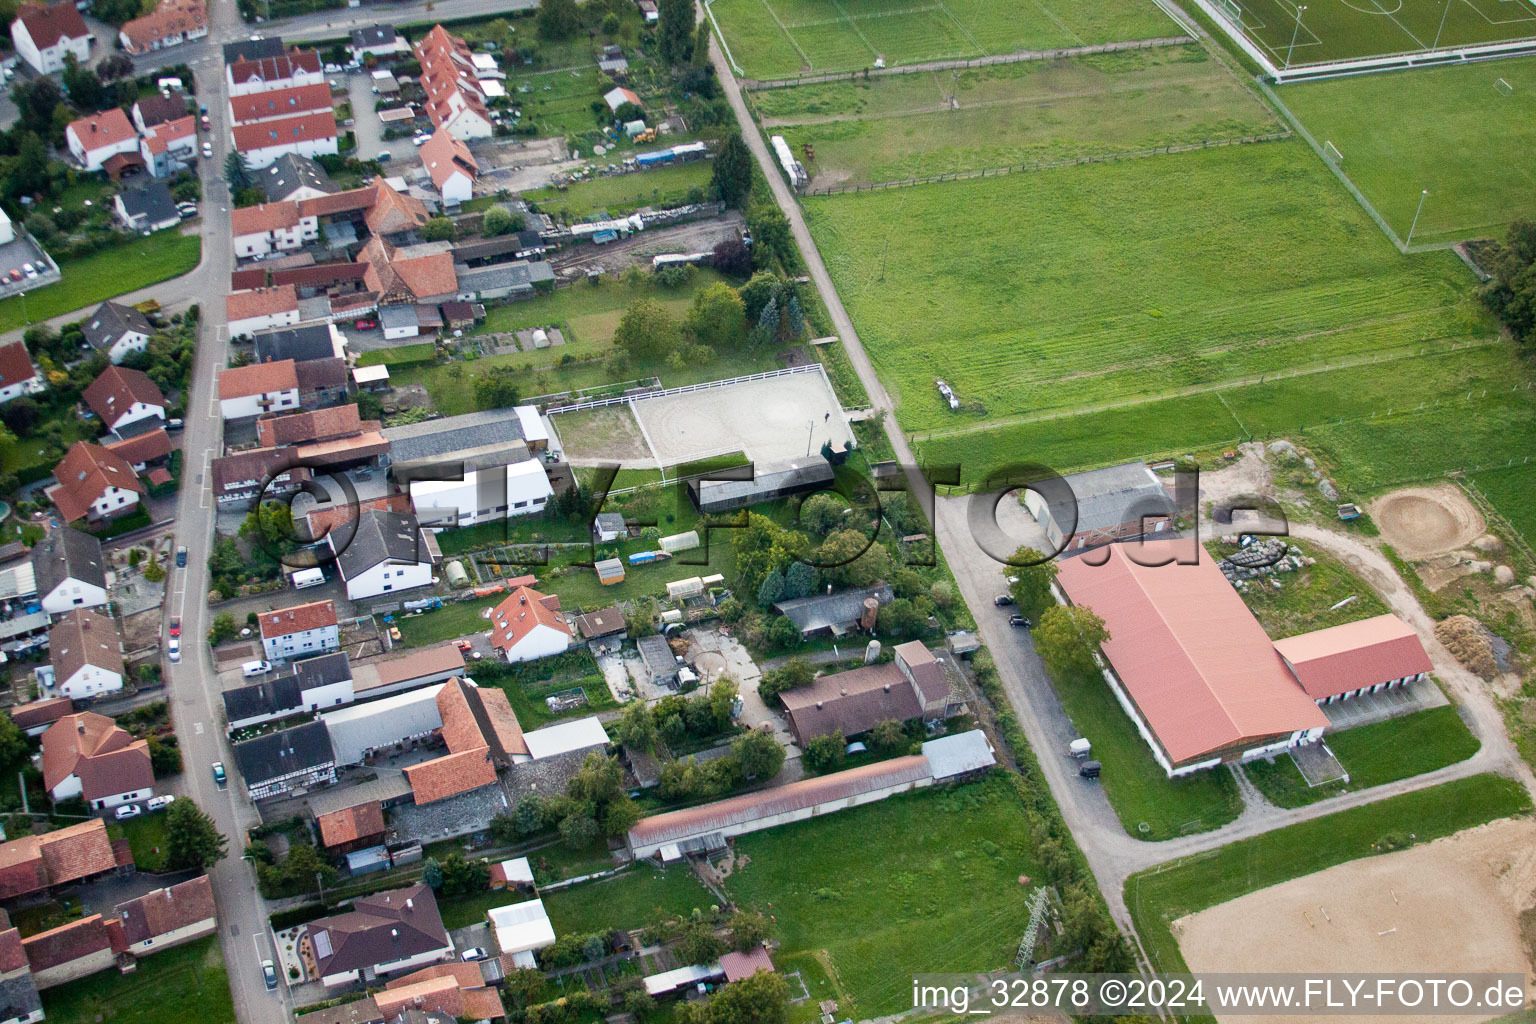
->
412, 134, 430, 147
114, 804, 142, 820
324, 62, 342, 73
202, 142, 213, 158
146, 794, 174, 812
459, 947, 487, 962
168, 636, 181, 662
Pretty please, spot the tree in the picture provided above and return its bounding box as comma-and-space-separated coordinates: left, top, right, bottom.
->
558, 811, 601, 846
436, 851, 489, 896
208, 611, 239, 646
61, 54, 104, 111
747, 206, 793, 270
869, 718, 907, 752
1480, 218, 1536, 349
756, 567, 784, 606
612, 298, 681, 360
1006, 547, 1057, 620
737, 271, 780, 322
685, 281, 746, 349
538, 0, 581, 39
711, 132, 753, 209
164, 798, 227, 870
677, 919, 726, 965
224, 151, 252, 192
732, 729, 784, 781
728, 910, 771, 952
623, 989, 657, 1017
147, 734, 182, 775
97, 53, 134, 80
142, 556, 166, 583
802, 731, 844, 773
422, 217, 457, 242
815, 528, 891, 588
711, 237, 752, 277
782, 561, 815, 601
614, 700, 657, 752
799, 493, 847, 535
423, 856, 445, 890
13, 78, 64, 138
1034, 605, 1108, 679
0, 715, 28, 770
876, 596, 929, 636
657, 0, 696, 64
6, 132, 51, 204
473, 371, 519, 410
758, 657, 814, 703
684, 969, 790, 1024
482, 204, 525, 236
0, 397, 38, 437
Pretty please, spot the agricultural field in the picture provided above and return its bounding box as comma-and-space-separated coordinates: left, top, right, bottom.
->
721, 774, 1047, 1018
1471, 463, 1536, 548
756, 44, 1280, 187
1276, 56, 1536, 244
711, 0, 1180, 80
524, 160, 715, 220
1218, 0, 1536, 67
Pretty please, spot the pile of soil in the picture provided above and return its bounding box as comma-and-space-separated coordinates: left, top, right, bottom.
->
1436, 615, 1499, 679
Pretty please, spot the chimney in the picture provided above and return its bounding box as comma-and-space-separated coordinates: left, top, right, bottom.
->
405, 898, 413, 910
390, 928, 399, 939
839, 688, 847, 696
78, 721, 86, 735
815, 701, 822, 710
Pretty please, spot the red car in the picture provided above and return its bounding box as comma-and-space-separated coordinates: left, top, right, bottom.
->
7, 269, 19, 282
354, 318, 377, 330
169, 616, 181, 638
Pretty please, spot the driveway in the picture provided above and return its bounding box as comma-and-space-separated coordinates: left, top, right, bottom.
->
346, 73, 419, 166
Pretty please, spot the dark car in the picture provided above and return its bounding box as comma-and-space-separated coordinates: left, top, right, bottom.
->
262, 960, 277, 990
993, 594, 1014, 606
176, 546, 187, 567
1009, 614, 1031, 628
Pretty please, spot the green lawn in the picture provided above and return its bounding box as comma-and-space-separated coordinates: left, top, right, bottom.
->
0, 233, 201, 332
711, 0, 1179, 80
109, 813, 170, 872
808, 140, 1494, 436
1124, 773, 1530, 974
1471, 463, 1536, 549
541, 864, 713, 934
1244, 704, 1481, 808
759, 44, 1278, 187
525, 160, 714, 220
1043, 661, 1241, 840
1276, 57, 1536, 244
721, 774, 1047, 1018
0, 412, 98, 477
1225, 0, 1536, 67
437, 844, 626, 928
505, 65, 608, 141
1206, 540, 1390, 638
40, 936, 234, 1024
355, 342, 436, 367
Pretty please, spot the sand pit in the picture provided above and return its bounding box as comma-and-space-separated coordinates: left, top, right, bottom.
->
1370, 484, 1485, 560
1174, 817, 1536, 1024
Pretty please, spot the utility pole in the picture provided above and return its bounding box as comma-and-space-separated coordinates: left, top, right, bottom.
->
1285, 5, 1308, 68
1406, 189, 1429, 247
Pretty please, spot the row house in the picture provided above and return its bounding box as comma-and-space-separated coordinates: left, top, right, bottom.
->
81, 302, 153, 364
226, 48, 323, 96
118, 0, 206, 55
226, 285, 300, 339
232, 111, 339, 169
218, 358, 300, 420
139, 116, 198, 179
413, 26, 493, 140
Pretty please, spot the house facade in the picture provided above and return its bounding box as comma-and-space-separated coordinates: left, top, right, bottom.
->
40, 712, 153, 809
82, 365, 166, 434
45, 609, 126, 701
218, 359, 301, 419
10, 2, 90, 75
0, 343, 45, 405
82, 302, 153, 364
259, 599, 341, 661
45, 442, 145, 525
65, 110, 139, 173
32, 528, 107, 616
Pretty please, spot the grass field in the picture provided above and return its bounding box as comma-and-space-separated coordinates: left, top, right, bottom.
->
1206, 540, 1390, 637
1124, 772, 1529, 974
1276, 56, 1536, 244
110, 814, 170, 872
757, 44, 1280, 186
1219, 0, 1536, 67
1244, 704, 1481, 807
1471, 463, 1536, 548
0, 233, 202, 332
808, 141, 1494, 435
524, 160, 714, 220
41, 937, 234, 1024
721, 774, 1045, 1017
542, 865, 713, 934
712, 0, 1180, 80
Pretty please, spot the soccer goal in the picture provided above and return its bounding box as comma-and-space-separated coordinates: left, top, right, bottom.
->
1323, 140, 1343, 164
1220, 0, 1242, 20
1495, 77, 1514, 95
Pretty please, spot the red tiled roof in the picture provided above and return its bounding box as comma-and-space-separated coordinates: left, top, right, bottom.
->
403, 748, 497, 804
141, 115, 196, 154
296, 187, 374, 218
258, 599, 337, 639
67, 108, 135, 152
120, 0, 205, 51
374, 975, 461, 1018
436, 677, 527, 764
228, 49, 322, 86
315, 802, 385, 848
233, 111, 338, 154
489, 586, 571, 654
115, 875, 214, 946
219, 358, 299, 399
419, 130, 477, 191
230, 83, 334, 125
359, 237, 456, 303
1273, 613, 1434, 700
719, 946, 774, 983
16, 1, 87, 49
105, 428, 173, 467
0, 820, 118, 901
231, 268, 268, 290
46, 442, 145, 523
0, 928, 25, 973
0, 342, 37, 389
226, 285, 299, 323
22, 915, 112, 971
380, 962, 503, 1021
9, 697, 72, 731
232, 201, 301, 236
779, 661, 922, 741
256, 404, 361, 447
40, 711, 132, 793
83, 365, 164, 424
305, 494, 410, 543
1055, 540, 1330, 765
363, 180, 428, 237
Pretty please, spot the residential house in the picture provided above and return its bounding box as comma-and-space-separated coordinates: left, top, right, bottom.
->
81, 302, 153, 364
0, 916, 43, 1024
303, 884, 451, 987
222, 651, 354, 731
488, 585, 571, 664
231, 202, 315, 259
403, 677, 528, 805
232, 720, 337, 801
259, 153, 338, 203
103, 428, 172, 475
330, 509, 435, 601
254, 323, 340, 364
210, 447, 310, 507
233, 111, 338, 169
226, 285, 300, 340
226, 48, 324, 96
10, 2, 90, 76
82, 365, 166, 434
114, 183, 180, 233
602, 86, 641, 113
780, 641, 958, 745
218, 358, 301, 419
0, 819, 121, 902
377, 962, 503, 1022
113, 874, 216, 954
0, 344, 44, 405
45, 609, 125, 700
20, 916, 123, 989
229, 83, 333, 125
365, 179, 430, 239
131, 93, 191, 133
119, 0, 207, 55
413, 26, 493, 140
259, 599, 340, 662
349, 25, 406, 61
66, 109, 138, 173
39, 712, 153, 809
9, 698, 72, 739
295, 356, 350, 410
222, 37, 284, 63
138, 115, 197, 178
32, 529, 107, 615
419, 130, 476, 205
359, 239, 457, 306
45, 442, 145, 525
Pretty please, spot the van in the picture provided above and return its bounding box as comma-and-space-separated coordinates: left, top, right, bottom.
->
242, 660, 272, 677
292, 568, 324, 589
375, 150, 392, 164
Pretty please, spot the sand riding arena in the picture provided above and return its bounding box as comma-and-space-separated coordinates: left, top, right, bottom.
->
1370, 484, 1486, 560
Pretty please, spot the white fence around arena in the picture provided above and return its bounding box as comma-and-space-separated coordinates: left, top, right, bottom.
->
544, 363, 827, 415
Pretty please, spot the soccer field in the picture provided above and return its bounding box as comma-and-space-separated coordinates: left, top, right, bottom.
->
756, 44, 1281, 187
1218, 0, 1536, 67
710, 0, 1180, 80
1277, 56, 1536, 244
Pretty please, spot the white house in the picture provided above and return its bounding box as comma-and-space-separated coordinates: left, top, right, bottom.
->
81, 302, 153, 364
488, 585, 572, 664
419, 130, 477, 205
45, 609, 125, 701
65, 110, 139, 173
414, 26, 494, 141
39, 712, 153, 809
0, 341, 46, 405
232, 111, 338, 170
225, 49, 324, 96
10, 1, 90, 76
138, 115, 197, 178
82, 365, 166, 434
223, 652, 354, 731
231, 201, 318, 259
226, 285, 300, 340
349, 25, 407, 61
258, 599, 341, 661
44, 442, 145, 526
410, 460, 554, 530
32, 529, 108, 615
331, 509, 436, 601
218, 358, 301, 420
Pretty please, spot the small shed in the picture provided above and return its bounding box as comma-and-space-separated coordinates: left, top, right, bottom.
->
444, 560, 469, 588
488, 856, 534, 890
344, 845, 391, 875
636, 634, 678, 685
595, 558, 625, 585
593, 512, 625, 543
352, 364, 390, 389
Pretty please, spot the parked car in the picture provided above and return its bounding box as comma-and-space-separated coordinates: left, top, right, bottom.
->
1008, 614, 1031, 628
459, 948, 487, 962
242, 660, 272, 677
323, 62, 342, 73
22, 263, 36, 279
993, 594, 1014, 606
167, 418, 184, 431
169, 616, 180, 637
202, 141, 213, 158
353, 318, 377, 330
146, 794, 174, 812
176, 546, 187, 567
454, 639, 474, 652
211, 761, 226, 785
262, 961, 277, 990
167, 637, 180, 662
7, 269, 20, 282
412, 133, 430, 147
200, 115, 211, 131
114, 804, 142, 820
